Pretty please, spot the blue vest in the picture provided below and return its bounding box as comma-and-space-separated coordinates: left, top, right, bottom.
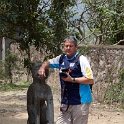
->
59, 54, 92, 105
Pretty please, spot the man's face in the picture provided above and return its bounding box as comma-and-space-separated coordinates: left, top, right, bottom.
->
64, 40, 77, 58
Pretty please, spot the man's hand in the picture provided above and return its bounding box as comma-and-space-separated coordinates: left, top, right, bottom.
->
38, 68, 46, 77
38, 61, 50, 77
62, 73, 73, 82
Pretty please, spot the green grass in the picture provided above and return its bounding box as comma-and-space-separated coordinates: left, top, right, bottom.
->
0, 81, 30, 91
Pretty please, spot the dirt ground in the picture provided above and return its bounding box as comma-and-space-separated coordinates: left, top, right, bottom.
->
0, 89, 124, 124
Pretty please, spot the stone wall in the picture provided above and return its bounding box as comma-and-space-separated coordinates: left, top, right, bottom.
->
10, 44, 124, 102
86, 45, 124, 102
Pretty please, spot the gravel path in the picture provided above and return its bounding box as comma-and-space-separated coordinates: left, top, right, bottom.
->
0, 89, 124, 124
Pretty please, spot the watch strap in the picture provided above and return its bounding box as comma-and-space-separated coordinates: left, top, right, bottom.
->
72, 78, 76, 83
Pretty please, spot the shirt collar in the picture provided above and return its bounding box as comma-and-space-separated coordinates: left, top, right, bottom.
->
66, 52, 79, 60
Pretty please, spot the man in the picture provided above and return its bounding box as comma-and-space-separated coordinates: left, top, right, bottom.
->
38, 36, 94, 124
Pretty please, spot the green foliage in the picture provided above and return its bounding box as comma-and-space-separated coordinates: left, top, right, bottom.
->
63, 0, 124, 45
0, 0, 74, 68
104, 68, 124, 105
1, 0, 124, 54
85, 0, 124, 44
0, 61, 9, 80
0, 49, 19, 83
1, 0, 124, 69
104, 0, 124, 44
0, 80, 30, 91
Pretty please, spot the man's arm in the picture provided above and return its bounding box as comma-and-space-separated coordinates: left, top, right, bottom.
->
73, 76, 93, 84
38, 61, 50, 77
62, 55, 94, 84
62, 73, 94, 84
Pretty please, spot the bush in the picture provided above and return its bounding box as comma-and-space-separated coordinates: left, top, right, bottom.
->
0, 49, 19, 83
104, 68, 124, 106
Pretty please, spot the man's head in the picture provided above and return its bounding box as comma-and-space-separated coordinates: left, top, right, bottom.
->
63, 36, 78, 58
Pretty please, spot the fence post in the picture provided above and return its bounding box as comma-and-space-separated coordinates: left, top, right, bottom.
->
2, 37, 5, 61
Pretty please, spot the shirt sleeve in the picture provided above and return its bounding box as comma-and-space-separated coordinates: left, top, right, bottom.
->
48, 55, 61, 69
79, 55, 94, 79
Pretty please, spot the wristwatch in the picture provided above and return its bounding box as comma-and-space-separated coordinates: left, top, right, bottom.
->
72, 78, 76, 83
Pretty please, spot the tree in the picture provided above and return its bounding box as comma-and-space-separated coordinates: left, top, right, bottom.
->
64, 0, 124, 45
1, 0, 123, 58
0, 0, 72, 68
